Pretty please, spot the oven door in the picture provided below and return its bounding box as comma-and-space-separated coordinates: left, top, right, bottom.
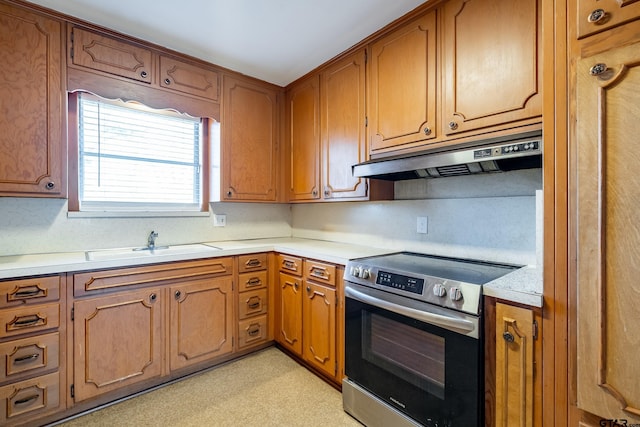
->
344, 283, 482, 427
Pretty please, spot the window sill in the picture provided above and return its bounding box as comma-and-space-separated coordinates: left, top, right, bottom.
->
67, 210, 211, 219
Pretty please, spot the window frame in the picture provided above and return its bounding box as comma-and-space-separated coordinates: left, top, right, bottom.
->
68, 91, 212, 216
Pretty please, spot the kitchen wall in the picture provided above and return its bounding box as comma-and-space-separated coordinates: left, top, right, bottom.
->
0, 169, 541, 264
292, 169, 542, 266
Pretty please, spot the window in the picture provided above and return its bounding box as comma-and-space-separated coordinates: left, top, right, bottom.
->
74, 93, 207, 213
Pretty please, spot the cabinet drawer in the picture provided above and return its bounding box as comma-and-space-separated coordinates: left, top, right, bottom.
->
304, 260, 336, 286
71, 27, 153, 83
0, 333, 59, 384
0, 276, 60, 309
238, 289, 268, 319
0, 304, 60, 339
278, 254, 303, 276
238, 271, 268, 292
0, 371, 61, 424
159, 55, 219, 101
238, 253, 268, 273
73, 257, 233, 295
238, 315, 268, 349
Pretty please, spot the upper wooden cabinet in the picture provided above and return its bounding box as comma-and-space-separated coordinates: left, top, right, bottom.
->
287, 75, 321, 201
69, 26, 220, 104
577, 0, 640, 39
575, 40, 640, 423
0, 3, 65, 197
220, 75, 280, 201
441, 0, 541, 137
368, 11, 437, 153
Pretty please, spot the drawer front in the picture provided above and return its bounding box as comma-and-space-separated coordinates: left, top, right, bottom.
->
159, 55, 219, 101
238, 253, 268, 273
0, 333, 59, 383
238, 315, 268, 349
278, 254, 302, 276
0, 304, 60, 339
71, 27, 153, 83
238, 271, 268, 292
0, 371, 61, 424
304, 259, 336, 286
0, 276, 61, 309
73, 257, 233, 295
238, 289, 268, 319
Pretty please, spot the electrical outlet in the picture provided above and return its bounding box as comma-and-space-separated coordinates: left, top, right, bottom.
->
417, 216, 428, 234
213, 214, 227, 227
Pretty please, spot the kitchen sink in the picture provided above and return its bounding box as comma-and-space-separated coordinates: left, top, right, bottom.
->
85, 243, 221, 261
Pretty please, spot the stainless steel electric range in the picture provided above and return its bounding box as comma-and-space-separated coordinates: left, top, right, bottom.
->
342, 252, 520, 427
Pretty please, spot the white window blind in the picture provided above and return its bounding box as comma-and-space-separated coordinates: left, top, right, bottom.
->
78, 94, 202, 211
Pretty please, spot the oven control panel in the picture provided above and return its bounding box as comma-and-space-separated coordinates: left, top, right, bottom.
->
376, 270, 424, 295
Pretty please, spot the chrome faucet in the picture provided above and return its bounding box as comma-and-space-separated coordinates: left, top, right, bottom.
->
147, 231, 158, 249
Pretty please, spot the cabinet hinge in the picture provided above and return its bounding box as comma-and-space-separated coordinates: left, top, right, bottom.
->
364, 49, 367, 64
70, 384, 75, 399
71, 307, 74, 321
365, 116, 368, 127
70, 30, 74, 59
533, 319, 538, 340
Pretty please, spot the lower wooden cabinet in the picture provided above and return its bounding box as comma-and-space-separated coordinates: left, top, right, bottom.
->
73, 287, 165, 402
169, 277, 234, 371
276, 255, 341, 383
485, 297, 541, 427
0, 371, 61, 425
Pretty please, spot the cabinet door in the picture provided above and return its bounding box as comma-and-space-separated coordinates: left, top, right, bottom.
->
70, 27, 153, 83
495, 303, 534, 427
321, 50, 368, 200
0, 4, 65, 196
277, 272, 302, 355
159, 56, 219, 101
169, 277, 233, 371
302, 281, 336, 379
442, 0, 541, 136
577, 0, 640, 38
73, 288, 164, 402
575, 41, 640, 423
287, 75, 320, 201
368, 11, 437, 153
221, 76, 279, 201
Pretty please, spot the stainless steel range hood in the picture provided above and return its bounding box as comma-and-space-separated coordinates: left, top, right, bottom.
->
353, 134, 542, 181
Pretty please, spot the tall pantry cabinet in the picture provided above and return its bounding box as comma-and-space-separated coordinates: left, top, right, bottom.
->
0, 2, 66, 197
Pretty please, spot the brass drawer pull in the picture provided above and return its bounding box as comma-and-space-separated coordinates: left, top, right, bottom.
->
247, 324, 261, 336
246, 259, 262, 268
246, 277, 262, 287
14, 394, 39, 405
14, 353, 40, 363
12, 314, 45, 328
13, 285, 46, 299
310, 267, 329, 279
247, 297, 261, 310
283, 260, 298, 270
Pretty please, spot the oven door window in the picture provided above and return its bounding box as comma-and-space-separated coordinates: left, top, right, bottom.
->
363, 311, 445, 399
345, 296, 482, 426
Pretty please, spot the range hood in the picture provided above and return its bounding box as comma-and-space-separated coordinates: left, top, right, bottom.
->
353, 134, 542, 181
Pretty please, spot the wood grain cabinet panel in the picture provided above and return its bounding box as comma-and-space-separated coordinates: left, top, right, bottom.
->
441, 0, 541, 137
70, 26, 153, 83
0, 333, 59, 384
277, 272, 303, 356
0, 275, 61, 309
0, 371, 60, 425
221, 75, 279, 201
368, 11, 437, 153
577, 0, 640, 39
302, 282, 336, 379
73, 288, 164, 402
159, 55, 219, 101
575, 40, 640, 423
169, 277, 233, 371
0, 4, 65, 197
238, 315, 268, 349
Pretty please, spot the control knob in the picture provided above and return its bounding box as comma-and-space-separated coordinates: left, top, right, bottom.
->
350, 266, 361, 278
360, 268, 371, 279
449, 287, 463, 302
433, 283, 446, 297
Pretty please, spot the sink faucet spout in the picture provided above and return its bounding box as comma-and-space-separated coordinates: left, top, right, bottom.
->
148, 231, 158, 249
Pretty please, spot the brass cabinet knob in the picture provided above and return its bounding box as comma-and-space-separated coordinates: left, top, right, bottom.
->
587, 8, 606, 24
448, 121, 458, 131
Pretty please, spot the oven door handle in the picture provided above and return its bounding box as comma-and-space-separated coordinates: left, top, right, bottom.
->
345, 286, 476, 334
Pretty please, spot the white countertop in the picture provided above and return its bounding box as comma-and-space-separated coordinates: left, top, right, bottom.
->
0, 237, 543, 307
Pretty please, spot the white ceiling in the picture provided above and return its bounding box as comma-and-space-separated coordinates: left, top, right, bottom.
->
25, 0, 427, 86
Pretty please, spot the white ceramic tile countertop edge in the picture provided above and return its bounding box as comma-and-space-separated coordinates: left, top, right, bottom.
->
483, 266, 543, 307
0, 237, 542, 307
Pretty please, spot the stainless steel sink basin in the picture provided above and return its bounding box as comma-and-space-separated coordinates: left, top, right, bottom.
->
85, 243, 221, 261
